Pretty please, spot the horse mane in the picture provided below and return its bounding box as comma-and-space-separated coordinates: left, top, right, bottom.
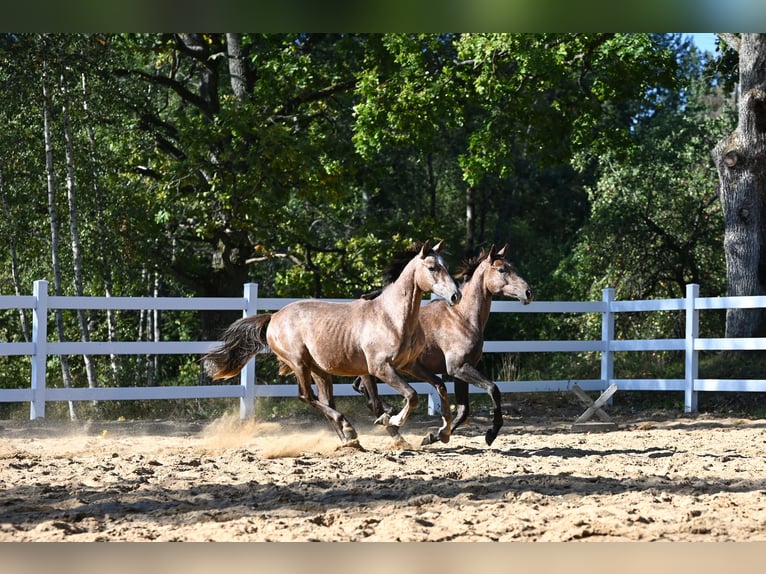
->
455, 245, 517, 283
454, 249, 489, 282
359, 242, 424, 300
360, 242, 503, 300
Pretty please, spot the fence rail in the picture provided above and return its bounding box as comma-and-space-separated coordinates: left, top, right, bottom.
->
0, 280, 764, 420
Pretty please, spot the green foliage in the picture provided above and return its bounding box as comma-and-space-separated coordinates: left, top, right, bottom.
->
0, 33, 746, 418
553, 41, 735, 342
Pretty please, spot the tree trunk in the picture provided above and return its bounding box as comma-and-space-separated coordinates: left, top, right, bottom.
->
712, 33, 766, 337
226, 33, 249, 102
42, 63, 77, 421
82, 71, 119, 384
465, 185, 476, 258
0, 168, 30, 341
61, 72, 98, 390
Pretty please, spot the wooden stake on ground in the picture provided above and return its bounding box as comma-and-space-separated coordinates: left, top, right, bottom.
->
571, 383, 618, 432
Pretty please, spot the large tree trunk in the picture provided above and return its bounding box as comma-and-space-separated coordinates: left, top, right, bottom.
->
713, 33, 766, 337
226, 33, 250, 102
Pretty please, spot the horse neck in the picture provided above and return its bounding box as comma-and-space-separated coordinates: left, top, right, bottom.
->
459, 265, 494, 331
378, 261, 424, 331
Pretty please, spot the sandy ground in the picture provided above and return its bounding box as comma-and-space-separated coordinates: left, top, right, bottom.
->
1, 404, 766, 542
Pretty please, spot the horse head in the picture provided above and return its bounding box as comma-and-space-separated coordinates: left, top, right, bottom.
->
417, 240, 462, 306
485, 243, 534, 305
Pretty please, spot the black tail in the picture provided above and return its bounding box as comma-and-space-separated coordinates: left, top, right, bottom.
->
202, 314, 272, 379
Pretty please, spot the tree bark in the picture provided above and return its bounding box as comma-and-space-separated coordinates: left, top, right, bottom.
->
82, 71, 119, 384
465, 185, 476, 258
42, 63, 77, 420
0, 168, 30, 341
61, 72, 98, 390
712, 34, 766, 337
226, 33, 250, 102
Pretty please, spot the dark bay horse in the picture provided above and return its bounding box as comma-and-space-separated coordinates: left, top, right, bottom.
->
203, 240, 462, 449
353, 244, 533, 446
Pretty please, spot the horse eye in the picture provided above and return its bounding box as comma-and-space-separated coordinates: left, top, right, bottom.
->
428, 266, 438, 272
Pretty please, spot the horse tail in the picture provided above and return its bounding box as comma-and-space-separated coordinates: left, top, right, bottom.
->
203, 314, 272, 379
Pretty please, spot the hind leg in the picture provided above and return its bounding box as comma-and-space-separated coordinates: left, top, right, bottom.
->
294, 368, 360, 448
351, 375, 394, 418
404, 364, 452, 446
452, 378, 471, 431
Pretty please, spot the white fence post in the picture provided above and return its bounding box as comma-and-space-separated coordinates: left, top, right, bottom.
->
427, 381, 441, 416
239, 283, 258, 419
426, 292, 440, 416
685, 283, 700, 412
30, 279, 49, 419
601, 288, 615, 393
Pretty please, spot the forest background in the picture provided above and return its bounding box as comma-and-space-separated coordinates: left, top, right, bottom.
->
0, 33, 749, 419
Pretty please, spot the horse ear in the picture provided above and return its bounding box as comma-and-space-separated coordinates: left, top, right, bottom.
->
497, 244, 509, 258
419, 240, 432, 258
431, 239, 445, 254
487, 244, 497, 260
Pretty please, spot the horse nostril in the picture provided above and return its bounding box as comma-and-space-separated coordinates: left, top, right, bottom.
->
526, 289, 534, 301
451, 291, 462, 305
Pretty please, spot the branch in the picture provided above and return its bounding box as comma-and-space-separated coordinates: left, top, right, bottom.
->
245, 252, 301, 266
115, 68, 213, 116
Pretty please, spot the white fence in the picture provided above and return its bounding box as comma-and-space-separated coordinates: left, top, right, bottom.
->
0, 280, 765, 420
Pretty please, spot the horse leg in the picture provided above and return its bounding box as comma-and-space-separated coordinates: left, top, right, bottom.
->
405, 365, 453, 446
298, 369, 361, 448
451, 363, 504, 446
451, 378, 471, 432
371, 368, 420, 448
351, 375, 393, 418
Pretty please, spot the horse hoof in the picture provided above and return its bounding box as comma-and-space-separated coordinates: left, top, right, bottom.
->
485, 429, 498, 446
421, 432, 438, 446
337, 439, 366, 452
374, 413, 391, 426
390, 435, 413, 450
438, 431, 451, 444
384, 423, 402, 440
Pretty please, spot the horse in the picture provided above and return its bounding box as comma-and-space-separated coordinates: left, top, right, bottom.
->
202, 240, 462, 449
352, 244, 533, 446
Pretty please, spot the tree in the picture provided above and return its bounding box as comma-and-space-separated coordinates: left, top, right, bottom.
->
712, 33, 766, 337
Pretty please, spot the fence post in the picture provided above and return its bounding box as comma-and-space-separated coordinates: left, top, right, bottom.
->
427, 292, 440, 416
684, 283, 700, 413
601, 288, 615, 393
30, 280, 49, 419
239, 283, 258, 420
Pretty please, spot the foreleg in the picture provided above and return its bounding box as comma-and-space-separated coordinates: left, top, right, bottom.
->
371, 366, 420, 447
451, 363, 504, 446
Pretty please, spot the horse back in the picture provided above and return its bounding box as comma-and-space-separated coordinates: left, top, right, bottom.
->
267, 298, 411, 376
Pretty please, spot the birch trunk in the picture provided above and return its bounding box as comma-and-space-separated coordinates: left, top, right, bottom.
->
61, 72, 98, 390
0, 168, 30, 341
81, 71, 119, 384
42, 63, 77, 421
